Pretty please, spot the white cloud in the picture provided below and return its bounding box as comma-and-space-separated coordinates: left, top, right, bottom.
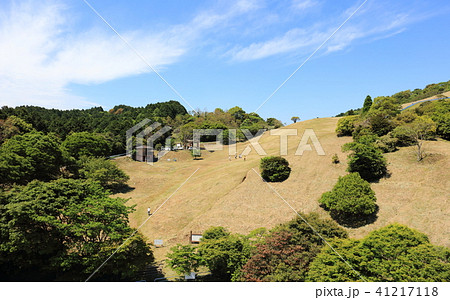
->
226, 1, 433, 62
227, 27, 328, 61
291, 0, 318, 11
0, 1, 191, 109
0, 0, 258, 109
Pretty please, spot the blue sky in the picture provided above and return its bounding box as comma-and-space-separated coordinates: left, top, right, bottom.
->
0, 0, 449, 123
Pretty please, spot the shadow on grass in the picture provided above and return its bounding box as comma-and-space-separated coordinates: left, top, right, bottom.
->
110, 184, 135, 194
329, 205, 379, 228
364, 170, 391, 183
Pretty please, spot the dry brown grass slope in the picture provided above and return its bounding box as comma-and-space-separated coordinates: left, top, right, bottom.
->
114, 117, 450, 263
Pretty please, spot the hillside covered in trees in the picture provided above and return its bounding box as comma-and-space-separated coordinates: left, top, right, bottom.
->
0, 102, 283, 155
0, 80, 449, 282
336, 80, 450, 117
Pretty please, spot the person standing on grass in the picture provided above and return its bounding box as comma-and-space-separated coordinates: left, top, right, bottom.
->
147, 207, 151, 216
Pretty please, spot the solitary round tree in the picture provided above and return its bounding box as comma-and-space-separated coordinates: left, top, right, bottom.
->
260, 156, 291, 182
319, 172, 377, 219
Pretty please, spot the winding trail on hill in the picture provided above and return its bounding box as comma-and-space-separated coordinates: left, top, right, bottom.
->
400, 91, 450, 110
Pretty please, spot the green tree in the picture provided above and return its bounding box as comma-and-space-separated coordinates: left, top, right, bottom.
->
228, 106, 246, 121
0, 179, 153, 281
375, 133, 398, 153
198, 227, 252, 281
336, 115, 359, 137
393, 116, 436, 161
167, 244, 204, 275
260, 156, 291, 182
291, 116, 300, 123
241, 230, 306, 281
369, 96, 401, 118
241, 213, 347, 282
266, 118, 283, 129
430, 100, 450, 140
0, 132, 64, 186
202, 226, 230, 240
0, 116, 34, 144
319, 173, 377, 224
362, 95, 372, 114
343, 142, 387, 182
307, 224, 450, 282
176, 122, 195, 148
62, 132, 111, 159
78, 156, 130, 191
366, 96, 401, 136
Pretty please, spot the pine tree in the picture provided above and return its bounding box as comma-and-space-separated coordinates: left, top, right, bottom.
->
362, 95, 373, 114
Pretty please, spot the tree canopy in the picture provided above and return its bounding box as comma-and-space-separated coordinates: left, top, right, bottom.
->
0, 179, 152, 281
343, 142, 387, 182
260, 156, 291, 182
0, 132, 64, 186
319, 173, 377, 226
240, 213, 347, 282
291, 116, 300, 123
62, 132, 111, 159
77, 156, 130, 191
307, 224, 450, 282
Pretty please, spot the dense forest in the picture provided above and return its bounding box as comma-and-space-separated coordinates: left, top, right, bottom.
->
0, 101, 283, 155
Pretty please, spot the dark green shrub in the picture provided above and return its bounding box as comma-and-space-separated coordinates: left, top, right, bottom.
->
367, 112, 395, 136
319, 173, 377, 217
354, 131, 378, 146
343, 142, 387, 182
260, 156, 291, 182
362, 95, 373, 115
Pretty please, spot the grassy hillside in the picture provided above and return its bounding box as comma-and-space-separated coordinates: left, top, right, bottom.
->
114, 117, 450, 266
